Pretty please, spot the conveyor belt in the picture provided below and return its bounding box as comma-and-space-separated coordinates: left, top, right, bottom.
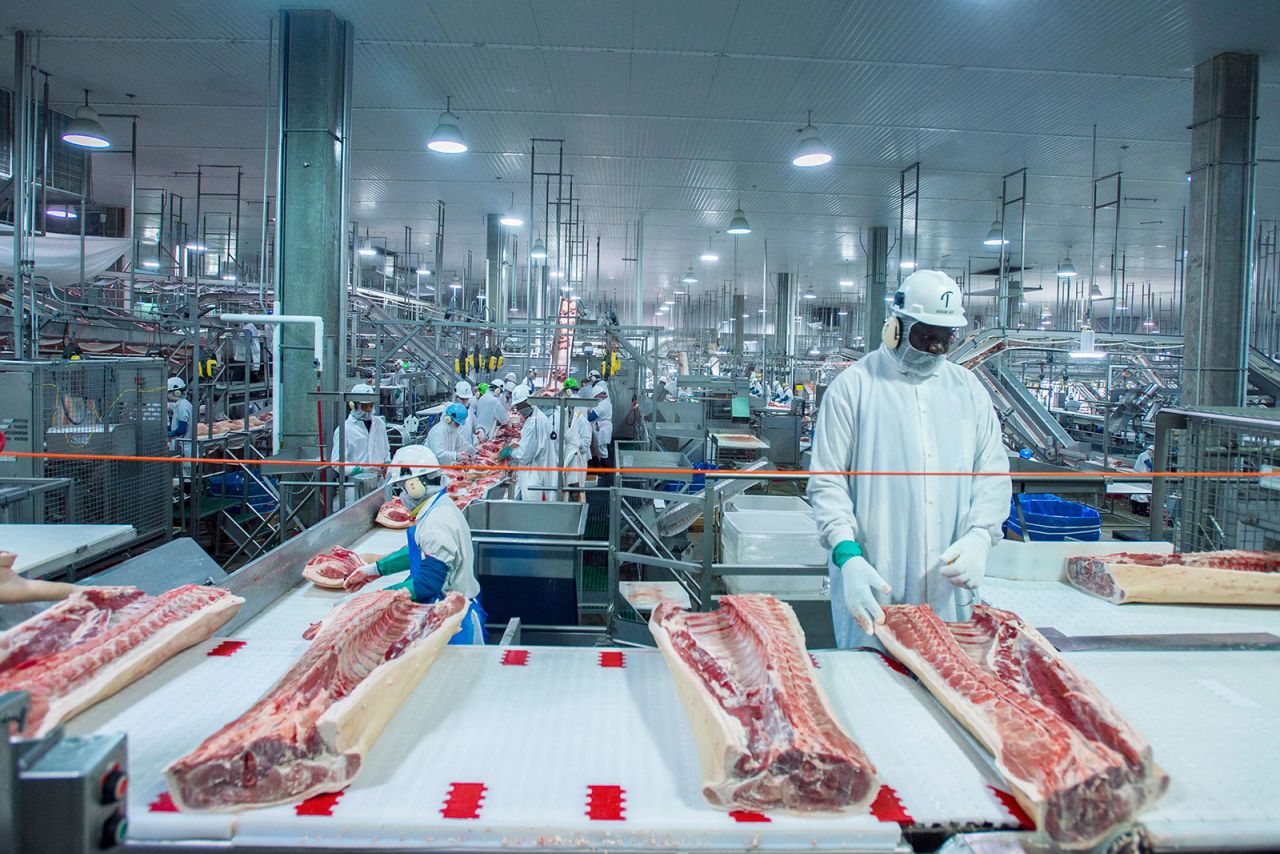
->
981, 578, 1280, 639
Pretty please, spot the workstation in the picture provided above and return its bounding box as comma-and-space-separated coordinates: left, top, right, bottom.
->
1, 2, 1279, 852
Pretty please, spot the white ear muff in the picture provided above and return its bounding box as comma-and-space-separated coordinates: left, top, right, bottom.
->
881, 316, 901, 349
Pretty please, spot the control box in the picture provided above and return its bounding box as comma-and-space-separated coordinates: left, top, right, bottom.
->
19, 733, 128, 853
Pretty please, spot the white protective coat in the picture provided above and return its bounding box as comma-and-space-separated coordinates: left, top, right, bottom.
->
413, 489, 481, 600
425, 418, 475, 465
566, 406, 593, 486
512, 405, 559, 500
807, 345, 1011, 649
331, 413, 391, 505
473, 391, 509, 441
590, 389, 614, 459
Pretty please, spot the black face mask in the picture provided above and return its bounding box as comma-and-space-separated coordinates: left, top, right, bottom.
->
907, 321, 958, 355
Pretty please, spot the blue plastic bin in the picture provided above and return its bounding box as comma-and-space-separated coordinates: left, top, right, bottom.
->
1005, 493, 1101, 541
206, 472, 278, 513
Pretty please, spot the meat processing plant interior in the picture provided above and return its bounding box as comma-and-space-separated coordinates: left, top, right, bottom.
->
2, 2, 1279, 852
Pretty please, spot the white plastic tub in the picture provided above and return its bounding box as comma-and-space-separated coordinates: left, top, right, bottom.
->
720, 509, 826, 596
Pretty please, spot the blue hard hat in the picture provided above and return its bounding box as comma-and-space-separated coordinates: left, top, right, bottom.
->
1019, 448, 1033, 459
445, 403, 469, 424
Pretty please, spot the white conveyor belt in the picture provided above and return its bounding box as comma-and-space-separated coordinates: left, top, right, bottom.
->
1064, 650, 1280, 850
981, 577, 1280, 638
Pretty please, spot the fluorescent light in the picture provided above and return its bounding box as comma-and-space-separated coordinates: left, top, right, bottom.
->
791, 112, 832, 167
837, 309, 848, 316
499, 213, 523, 227
983, 220, 1008, 246
427, 96, 467, 154
61, 92, 111, 149
682, 266, 698, 284
758, 308, 767, 313
701, 251, 719, 262
839, 279, 854, 287
142, 260, 160, 269
46, 207, 78, 219
742, 314, 749, 318
416, 266, 431, 275
530, 238, 547, 260
1058, 255, 1078, 277
900, 259, 916, 270
727, 207, 751, 235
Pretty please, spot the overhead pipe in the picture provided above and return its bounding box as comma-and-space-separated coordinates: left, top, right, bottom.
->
218, 310, 324, 451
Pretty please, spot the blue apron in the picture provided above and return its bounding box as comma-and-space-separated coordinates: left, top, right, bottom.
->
406, 489, 487, 645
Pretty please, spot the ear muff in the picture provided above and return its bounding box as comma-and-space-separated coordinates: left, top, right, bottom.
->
881, 315, 901, 349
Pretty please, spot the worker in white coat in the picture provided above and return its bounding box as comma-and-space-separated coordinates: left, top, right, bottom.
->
473, 382, 509, 441
524, 367, 538, 393
167, 377, 193, 448
1135, 444, 1155, 472
499, 385, 558, 500
453, 380, 476, 434
345, 446, 486, 644
426, 403, 475, 465
562, 379, 593, 496
331, 382, 391, 506
588, 380, 613, 460
808, 270, 1011, 649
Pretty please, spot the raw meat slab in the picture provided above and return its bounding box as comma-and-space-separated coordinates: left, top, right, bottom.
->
650, 595, 878, 814
1066, 550, 1280, 606
878, 604, 1167, 848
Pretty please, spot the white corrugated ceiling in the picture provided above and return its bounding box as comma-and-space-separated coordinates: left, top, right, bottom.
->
1, 0, 1278, 308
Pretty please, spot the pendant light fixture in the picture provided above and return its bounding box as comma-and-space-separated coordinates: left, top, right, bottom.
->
983, 219, 1008, 246
427, 96, 467, 154
1088, 282, 1104, 299
499, 193, 523, 227
700, 234, 719, 262
791, 110, 832, 168
530, 237, 547, 260
681, 265, 698, 285
357, 229, 377, 257
802, 284, 817, 300
1057, 249, 1077, 277
727, 199, 751, 235
61, 90, 111, 149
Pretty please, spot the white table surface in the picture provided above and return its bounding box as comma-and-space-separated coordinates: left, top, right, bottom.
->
1, 523, 135, 577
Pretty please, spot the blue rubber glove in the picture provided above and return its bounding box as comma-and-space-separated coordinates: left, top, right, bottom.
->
498, 446, 513, 461
832, 540, 863, 569
587, 409, 599, 423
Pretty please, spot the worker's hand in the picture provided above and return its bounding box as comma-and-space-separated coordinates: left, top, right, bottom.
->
936, 530, 992, 590
351, 466, 363, 476
497, 447, 514, 461
344, 563, 381, 592
840, 556, 891, 635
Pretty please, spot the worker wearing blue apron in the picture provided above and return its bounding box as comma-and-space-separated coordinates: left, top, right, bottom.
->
345, 445, 486, 644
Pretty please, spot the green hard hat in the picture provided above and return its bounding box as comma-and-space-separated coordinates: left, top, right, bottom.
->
477, 382, 490, 395
563, 377, 580, 389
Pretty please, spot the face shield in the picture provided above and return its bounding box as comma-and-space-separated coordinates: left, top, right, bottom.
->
890, 316, 957, 379
353, 402, 374, 422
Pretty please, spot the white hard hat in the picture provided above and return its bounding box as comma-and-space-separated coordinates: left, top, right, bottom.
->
454, 380, 473, 400
350, 382, 375, 395
510, 385, 530, 406
588, 369, 602, 380
167, 377, 186, 393
504, 372, 517, 383
388, 444, 439, 483
891, 270, 967, 328
503, 379, 516, 393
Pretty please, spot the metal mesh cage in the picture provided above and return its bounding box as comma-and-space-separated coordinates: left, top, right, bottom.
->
0, 359, 170, 543
1175, 408, 1280, 552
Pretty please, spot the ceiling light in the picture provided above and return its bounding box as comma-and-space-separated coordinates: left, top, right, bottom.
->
357, 243, 377, 257
701, 250, 719, 262
741, 314, 749, 319
449, 279, 462, 290
222, 274, 237, 281
142, 260, 160, 269
530, 238, 547, 260
549, 270, 561, 279
791, 111, 832, 167
758, 308, 767, 313
900, 259, 916, 270
727, 206, 751, 235
983, 220, 1008, 246
416, 266, 431, 275
802, 285, 817, 300
499, 192, 523, 227
1058, 255, 1077, 277
839, 279, 854, 287
427, 96, 467, 154
1089, 282, 1104, 299
46, 207, 78, 219
61, 90, 111, 149
664, 298, 675, 306
837, 309, 848, 316
682, 266, 698, 284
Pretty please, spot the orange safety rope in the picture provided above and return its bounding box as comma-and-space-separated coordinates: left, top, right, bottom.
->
1, 450, 1275, 479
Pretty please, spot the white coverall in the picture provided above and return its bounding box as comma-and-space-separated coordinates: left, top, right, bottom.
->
566, 405, 593, 487
330, 412, 391, 505
512, 405, 559, 500
590, 387, 614, 460
426, 417, 475, 465
473, 391, 509, 441
807, 345, 1011, 649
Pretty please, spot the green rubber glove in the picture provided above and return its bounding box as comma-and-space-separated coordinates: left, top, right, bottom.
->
351, 466, 363, 476
498, 447, 514, 461
375, 547, 411, 575
832, 540, 863, 569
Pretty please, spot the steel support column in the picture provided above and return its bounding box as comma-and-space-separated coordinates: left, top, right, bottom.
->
1184, 52, 1259, 408
485, 213, 502, 322
274, 9, 353, 452
774, 272, 792, 365
865, 226, 889, 353
732, 292, 745, 356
